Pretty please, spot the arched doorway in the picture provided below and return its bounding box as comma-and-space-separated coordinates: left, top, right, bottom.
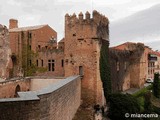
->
14, 85, 20, 97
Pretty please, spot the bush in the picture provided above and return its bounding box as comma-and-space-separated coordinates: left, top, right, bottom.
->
153, 73, 160, 98
133, 85, 152, 97
108, 93, 140, 120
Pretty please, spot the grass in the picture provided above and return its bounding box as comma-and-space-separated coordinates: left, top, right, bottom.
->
132, 84, 153, 97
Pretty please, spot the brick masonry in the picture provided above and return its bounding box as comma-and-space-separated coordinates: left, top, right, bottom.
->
0, 76, 81, 120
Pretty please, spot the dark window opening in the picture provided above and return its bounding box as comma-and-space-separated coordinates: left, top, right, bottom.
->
36, 60, 38, 66
45, 46, 48, 50
29, 45, 31, 50
29, 60, 31, 66
78, 38, 84, 40
61, 59, 64, 67
79, 66, 84, 77
48, 59, 55, 71
52, 63, 55, 71
48, 63, 51, 71
73, 33, 76, 36
41, 60, 43, 67
29, 33, 32, 39
38, 45, 41, 49
14, 85, 20, 97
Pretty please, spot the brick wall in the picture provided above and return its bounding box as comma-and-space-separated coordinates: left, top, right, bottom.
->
0, 78, 30, 98
0, 76, 81, 120
64, 11, 109, 106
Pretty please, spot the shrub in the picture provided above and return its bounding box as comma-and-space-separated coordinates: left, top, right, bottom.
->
153, 73, 160, 98
108, 93, 140, 120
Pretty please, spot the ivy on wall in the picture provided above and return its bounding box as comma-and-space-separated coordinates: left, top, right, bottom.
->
99, 39, 111, 100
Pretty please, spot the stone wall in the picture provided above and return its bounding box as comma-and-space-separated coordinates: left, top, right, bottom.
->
110, 42, 147, 92
0, 76, 81, 120
0, 24, 11, 79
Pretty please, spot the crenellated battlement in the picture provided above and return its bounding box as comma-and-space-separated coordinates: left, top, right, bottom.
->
65, 10, 109, 26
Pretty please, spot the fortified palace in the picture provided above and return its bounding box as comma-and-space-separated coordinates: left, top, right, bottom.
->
0, 10, 160, 119
0, 11, 109, 119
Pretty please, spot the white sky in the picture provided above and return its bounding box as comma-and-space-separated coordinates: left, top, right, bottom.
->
0, 0, 160, 50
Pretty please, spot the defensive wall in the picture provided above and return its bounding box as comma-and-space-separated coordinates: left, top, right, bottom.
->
0, 76, 81, 120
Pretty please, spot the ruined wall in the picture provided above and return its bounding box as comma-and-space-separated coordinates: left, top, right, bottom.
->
110, 43, 147, 91
0, 76, 81, 120
109, 49, 131, 92
64, 11, 109, 106
0, 78, 30, 98
0, 24, 11, 79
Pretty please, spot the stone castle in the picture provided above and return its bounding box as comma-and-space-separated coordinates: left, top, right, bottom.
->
0, 10, 159, 119
1, 10, 109, 109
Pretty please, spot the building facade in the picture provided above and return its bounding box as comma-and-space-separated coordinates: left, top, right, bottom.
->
9, 19, 64, 77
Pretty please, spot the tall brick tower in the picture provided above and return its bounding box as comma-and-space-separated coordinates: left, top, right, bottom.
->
64, 10, 109, 107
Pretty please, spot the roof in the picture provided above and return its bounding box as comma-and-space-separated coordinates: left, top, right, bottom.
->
9, 24, 48, 32
149, 51, 160, 57
59, 38, 65, 43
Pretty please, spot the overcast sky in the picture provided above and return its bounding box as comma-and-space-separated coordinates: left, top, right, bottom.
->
0, 0, 160, 50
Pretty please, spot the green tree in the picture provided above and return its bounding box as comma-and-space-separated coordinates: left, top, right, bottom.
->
108, 93, 141, 120
153, 73, 160, 98
99, 39, 111, 100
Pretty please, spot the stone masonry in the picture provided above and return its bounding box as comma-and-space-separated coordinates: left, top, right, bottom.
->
0, 24, 11, 79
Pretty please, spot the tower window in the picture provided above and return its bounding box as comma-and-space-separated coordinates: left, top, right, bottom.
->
29, 60, 31, 66
36, 60, 38, 66
61, 59, 64, 67
79, 66, 84, 76
41, 60, 43, 67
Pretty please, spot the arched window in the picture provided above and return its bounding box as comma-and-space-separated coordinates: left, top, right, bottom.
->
14, 85, 21, 97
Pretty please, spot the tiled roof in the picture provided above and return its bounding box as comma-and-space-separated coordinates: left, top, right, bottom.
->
9, 24, 48, 32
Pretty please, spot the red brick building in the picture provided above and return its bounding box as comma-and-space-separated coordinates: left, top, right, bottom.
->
9, 19, 64, 77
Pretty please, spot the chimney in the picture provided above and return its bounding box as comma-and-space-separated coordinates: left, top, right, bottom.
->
9, 19, 18, 29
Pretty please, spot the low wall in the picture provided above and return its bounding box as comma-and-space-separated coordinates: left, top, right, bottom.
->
0, 78, 30, 98
0, 76, 81, 120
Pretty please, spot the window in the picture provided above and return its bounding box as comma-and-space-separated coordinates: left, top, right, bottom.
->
29, 45, 31, 50
29, 33, 32, 39
41, 60, 43, 67
29, 60, 31, 66
38, 45, 41, 49
36, 60, 38, 66
14, 85, 20, 97
48, 59, 55, 71
79, 66, 84, 76
45, 46, 48, 50
61, 59, 64, 67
